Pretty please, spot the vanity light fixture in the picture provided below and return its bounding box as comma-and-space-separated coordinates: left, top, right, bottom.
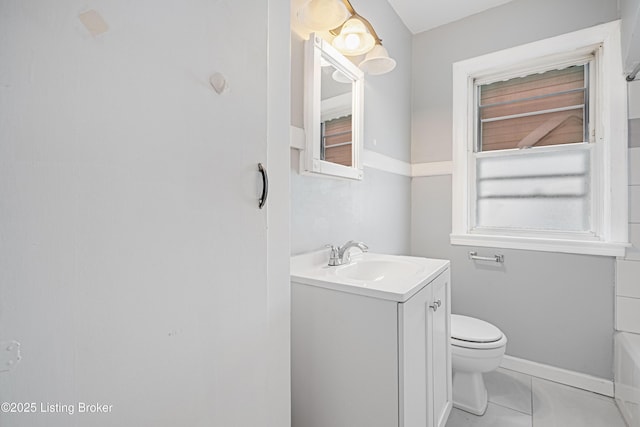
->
297, 0, 349, 31
331, 17, 375, 56
358, 43, 396, 75
329, 1, 377, 57
297, 0, 397, 75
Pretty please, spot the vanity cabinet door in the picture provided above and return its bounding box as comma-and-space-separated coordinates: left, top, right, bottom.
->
428, 271, 452, 427
399, 281, 430, 427
399, 268, 451, 427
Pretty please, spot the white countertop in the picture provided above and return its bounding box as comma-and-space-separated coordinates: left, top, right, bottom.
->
290, 249, 450, 302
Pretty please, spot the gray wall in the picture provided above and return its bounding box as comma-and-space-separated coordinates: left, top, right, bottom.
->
629, 119, 640, 148
632, 118, 640, 147
621, 0, 640, 75
412, 176, 615, 378
625, 0, 640, 150
411, 0, 620, 379
290, 0, 413, 255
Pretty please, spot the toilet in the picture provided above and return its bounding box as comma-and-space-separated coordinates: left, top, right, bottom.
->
451, 314, 508, 415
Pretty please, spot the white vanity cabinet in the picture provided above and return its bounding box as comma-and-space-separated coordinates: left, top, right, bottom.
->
291, 257, 451, 427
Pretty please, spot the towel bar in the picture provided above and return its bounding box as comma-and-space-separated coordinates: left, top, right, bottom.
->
468, 251, 504, 263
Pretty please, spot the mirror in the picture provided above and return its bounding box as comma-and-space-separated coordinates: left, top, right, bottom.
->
301, 34, 364, 180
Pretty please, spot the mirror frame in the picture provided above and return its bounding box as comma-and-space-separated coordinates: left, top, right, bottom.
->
302, 34, 364, 180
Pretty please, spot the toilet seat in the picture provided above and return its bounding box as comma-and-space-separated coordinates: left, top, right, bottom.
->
451, 314, 506, 350
451, 335, 507, 350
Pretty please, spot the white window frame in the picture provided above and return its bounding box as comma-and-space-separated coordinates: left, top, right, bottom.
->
451, 21, 629, 257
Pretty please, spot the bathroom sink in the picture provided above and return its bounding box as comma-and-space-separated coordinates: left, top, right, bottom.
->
290, 250, 449, 302
334, 259, 423, 282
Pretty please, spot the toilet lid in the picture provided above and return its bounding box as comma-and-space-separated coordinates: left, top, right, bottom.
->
451, 314, 503, 343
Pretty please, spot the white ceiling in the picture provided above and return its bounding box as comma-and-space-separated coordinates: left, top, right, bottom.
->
386, 0, 517, 34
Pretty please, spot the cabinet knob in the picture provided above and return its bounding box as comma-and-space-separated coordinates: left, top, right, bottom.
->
429, 299, 441, 311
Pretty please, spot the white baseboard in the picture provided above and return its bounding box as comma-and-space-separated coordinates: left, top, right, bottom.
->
501, 355, 614, 397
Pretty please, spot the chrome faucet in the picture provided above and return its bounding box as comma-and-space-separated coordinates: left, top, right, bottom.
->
327, 240, 369, 266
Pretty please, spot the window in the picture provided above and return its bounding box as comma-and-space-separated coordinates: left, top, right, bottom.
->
451, 21, 628, 256
475, 63, 592, 234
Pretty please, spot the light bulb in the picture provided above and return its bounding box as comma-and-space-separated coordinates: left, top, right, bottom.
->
345, 34, 360, 50
331, 18, 375, 56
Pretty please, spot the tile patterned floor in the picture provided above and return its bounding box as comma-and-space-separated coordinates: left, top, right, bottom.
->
445, 368, 627, 427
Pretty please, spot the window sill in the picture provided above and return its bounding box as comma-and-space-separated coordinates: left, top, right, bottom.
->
450, 233, 629, 257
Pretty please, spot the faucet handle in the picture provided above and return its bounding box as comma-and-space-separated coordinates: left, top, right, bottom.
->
325, 244, 340, 266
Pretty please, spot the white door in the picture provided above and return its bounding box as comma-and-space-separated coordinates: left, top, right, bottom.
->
0, 1, 289, 426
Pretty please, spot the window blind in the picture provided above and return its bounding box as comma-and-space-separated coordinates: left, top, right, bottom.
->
321, 115, 352, 167
478, 65, 588, 152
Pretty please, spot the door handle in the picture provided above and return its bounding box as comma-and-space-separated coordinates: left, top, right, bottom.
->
258, 163, 269, 209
